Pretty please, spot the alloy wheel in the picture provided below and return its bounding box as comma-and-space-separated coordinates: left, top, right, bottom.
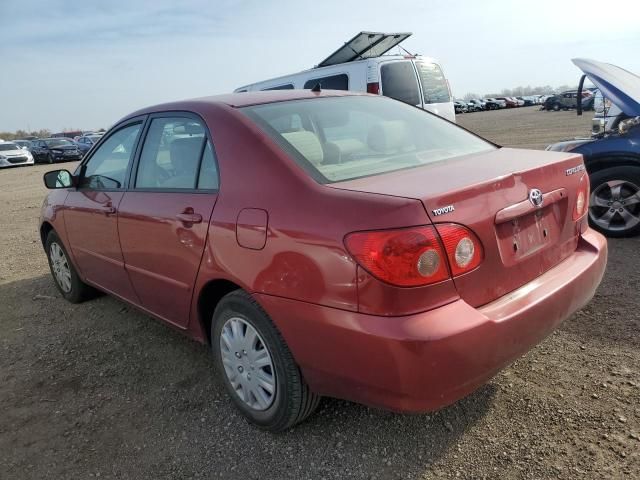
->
50, 242, 72, 293
589, 180, 640, 233
219, 317, 276, 411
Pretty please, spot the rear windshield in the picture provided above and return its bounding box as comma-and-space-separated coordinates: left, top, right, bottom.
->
380, 61, 420, 106
415, 61, 450, 104
242, 96, 494, 183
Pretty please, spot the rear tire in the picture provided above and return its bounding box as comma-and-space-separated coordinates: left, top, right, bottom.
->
45, 231, 93, 303
211, 290, 321, 432
588, 166, 640, 238
47, 153, 54, 164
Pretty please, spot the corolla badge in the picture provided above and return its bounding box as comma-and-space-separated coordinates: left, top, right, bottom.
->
529, 188, 544, 207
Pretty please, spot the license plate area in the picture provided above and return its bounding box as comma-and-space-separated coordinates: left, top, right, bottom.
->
495, 205, 560, 266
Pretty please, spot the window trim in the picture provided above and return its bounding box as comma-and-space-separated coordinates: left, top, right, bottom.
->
75, 116, 146, 192
128, 110, 220, 194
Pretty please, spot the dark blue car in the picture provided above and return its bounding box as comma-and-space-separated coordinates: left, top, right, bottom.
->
75, 135, 103, 154
548, 58, 640, 237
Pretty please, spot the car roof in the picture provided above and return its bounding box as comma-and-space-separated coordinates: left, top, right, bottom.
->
123, 90, 367, 122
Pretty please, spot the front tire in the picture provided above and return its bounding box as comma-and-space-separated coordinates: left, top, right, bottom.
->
45, 231, 93, 303
47, 153, 54, 164
588, 166, 640, 237
211, 290, 320, 432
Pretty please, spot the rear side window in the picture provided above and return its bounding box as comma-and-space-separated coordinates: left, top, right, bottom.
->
135, 117, 217, 190
262, 84, 294, 90
415, 61, 450, 104
380, 62, 420, 106
197, 142, 219, 190
303, 74, 348, 90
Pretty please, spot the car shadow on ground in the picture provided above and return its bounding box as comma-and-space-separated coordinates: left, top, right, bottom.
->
559, 237, 640, 351
0, 274, 497, 479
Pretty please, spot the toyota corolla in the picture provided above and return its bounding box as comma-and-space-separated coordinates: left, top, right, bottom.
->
39, 90, 607, 431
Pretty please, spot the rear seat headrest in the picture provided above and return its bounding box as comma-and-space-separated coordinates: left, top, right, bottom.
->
282, 131, 324, 166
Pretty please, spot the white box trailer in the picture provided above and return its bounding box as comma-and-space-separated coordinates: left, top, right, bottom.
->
234, 32, 455, 122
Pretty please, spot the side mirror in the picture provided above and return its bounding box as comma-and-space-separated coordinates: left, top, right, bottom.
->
43, 169, 74, 189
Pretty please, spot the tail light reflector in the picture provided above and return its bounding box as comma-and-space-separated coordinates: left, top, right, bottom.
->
345, 226, 448, 286
434, 224, 483, 276
573, 173, 590, 221
366, 82, 380, 95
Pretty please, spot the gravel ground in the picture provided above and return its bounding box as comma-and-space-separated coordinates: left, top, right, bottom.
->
1, 107, 639, 479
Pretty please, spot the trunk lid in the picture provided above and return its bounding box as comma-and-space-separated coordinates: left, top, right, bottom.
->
331, 147, 587, 307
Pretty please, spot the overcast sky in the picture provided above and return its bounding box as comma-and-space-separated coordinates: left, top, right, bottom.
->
1, 0, 639, 132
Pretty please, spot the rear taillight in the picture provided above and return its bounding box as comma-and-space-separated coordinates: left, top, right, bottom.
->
435, 224, 483, 276
573, 173, 590, 221
345, 224, 484, 287
366, 82, 380, 95
345, 226, 448, 287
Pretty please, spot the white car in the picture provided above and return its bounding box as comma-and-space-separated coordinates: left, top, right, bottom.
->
0, 142, 35, 168
235, 31, 456, 123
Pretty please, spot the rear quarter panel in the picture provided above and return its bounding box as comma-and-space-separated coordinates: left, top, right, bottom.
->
186, 103, 448, 339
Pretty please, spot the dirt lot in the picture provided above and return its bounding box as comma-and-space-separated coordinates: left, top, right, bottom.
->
1, 107, 638, 479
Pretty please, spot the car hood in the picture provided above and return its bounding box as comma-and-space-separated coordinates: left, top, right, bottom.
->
572, 58, 640, 117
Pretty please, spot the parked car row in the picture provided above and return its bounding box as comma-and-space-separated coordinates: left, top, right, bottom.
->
454, 95, 548, 113
0, 132, 104, 168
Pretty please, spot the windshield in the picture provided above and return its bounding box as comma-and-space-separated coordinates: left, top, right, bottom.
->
0, 143, 18, 151
44, 139, 73, 147
415, 61, 450, 104
243, 96, 494, 183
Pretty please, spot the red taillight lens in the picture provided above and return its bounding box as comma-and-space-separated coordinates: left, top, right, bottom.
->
345, 226, 449, 287
435, 224, 483, 276
573, 173, 590, 221
366, 82, 380, 95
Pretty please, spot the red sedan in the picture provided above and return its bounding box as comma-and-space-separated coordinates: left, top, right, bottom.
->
40, 90, 607, 431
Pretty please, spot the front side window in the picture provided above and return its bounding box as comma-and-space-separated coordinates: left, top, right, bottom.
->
79, 123, 141, 189
380, 61, 421, 106
303, 74, 348, 90
243, 96, 494, 183
135, 117, 214, 190
415, 61, 450, 104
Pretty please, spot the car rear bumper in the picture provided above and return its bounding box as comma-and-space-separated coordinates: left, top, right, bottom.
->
256, 229, 607, 412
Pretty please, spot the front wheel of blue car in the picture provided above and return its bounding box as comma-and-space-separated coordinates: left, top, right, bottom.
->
589, 166, 640, 237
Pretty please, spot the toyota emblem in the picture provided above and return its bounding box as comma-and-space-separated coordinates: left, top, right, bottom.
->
529, 188, 543, 207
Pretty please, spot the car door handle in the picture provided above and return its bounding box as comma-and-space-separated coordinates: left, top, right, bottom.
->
101, 206, 117, 216
175, 212, 202, 224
